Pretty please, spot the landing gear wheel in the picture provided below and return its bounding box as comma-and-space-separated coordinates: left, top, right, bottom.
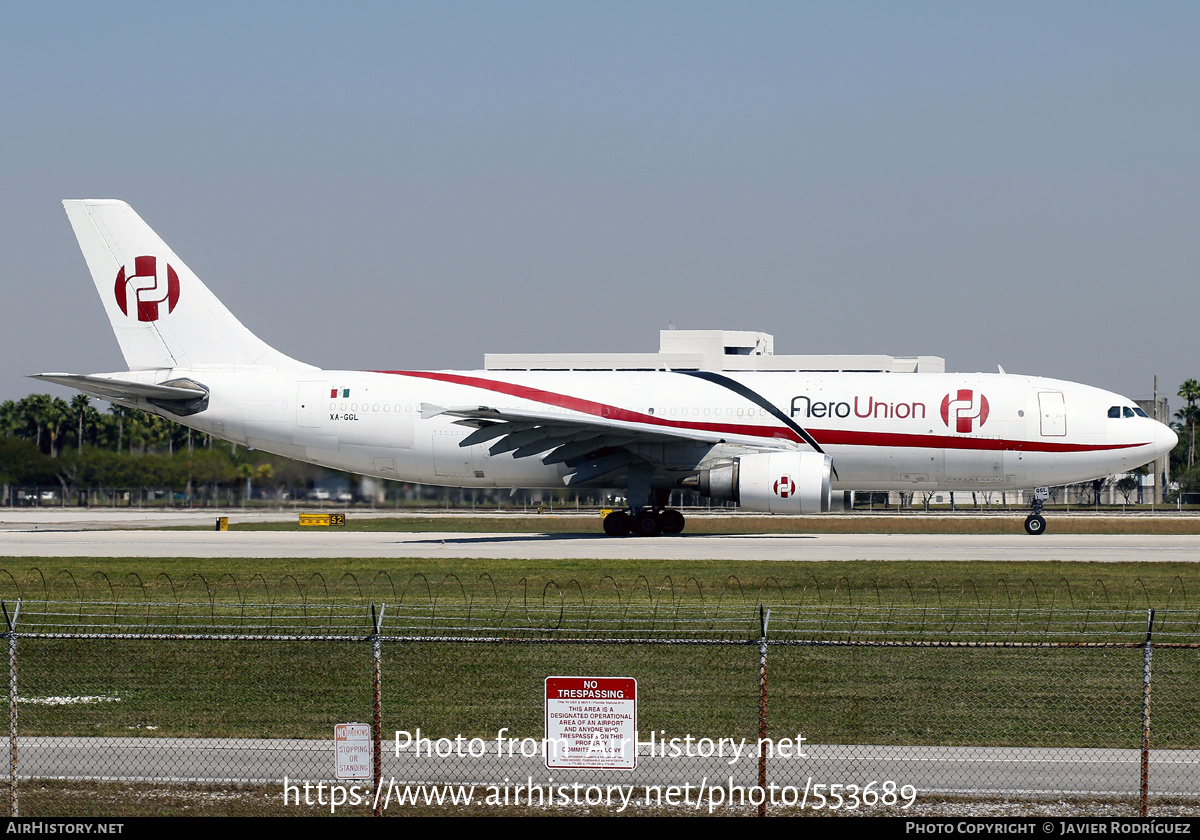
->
632, 511, 662, 537
660, 509, 685, 534
603, 510, 630, 537
1024, 514, 1046, 535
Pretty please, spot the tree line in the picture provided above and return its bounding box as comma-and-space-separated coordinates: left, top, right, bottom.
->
0, 394, 327, 506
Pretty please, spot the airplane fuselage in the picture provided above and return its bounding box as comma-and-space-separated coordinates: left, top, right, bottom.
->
98, 367, 1170, 493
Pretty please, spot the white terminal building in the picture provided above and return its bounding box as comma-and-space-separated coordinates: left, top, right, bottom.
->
485, 329, 945, 374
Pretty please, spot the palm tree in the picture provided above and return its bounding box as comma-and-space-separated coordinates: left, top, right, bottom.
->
0, 400, 20, 438
70, 394, 91, 453
1179, 379, 1199, 468
20, 394, 51, 451
108, 405, 132, 453
44, 397, 71, 457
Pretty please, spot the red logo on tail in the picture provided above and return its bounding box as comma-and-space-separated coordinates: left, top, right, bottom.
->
115, 256, 179, 322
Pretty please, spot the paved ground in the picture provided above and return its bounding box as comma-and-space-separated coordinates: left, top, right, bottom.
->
0, 511, 1196, 562
18, 737, 1199, 798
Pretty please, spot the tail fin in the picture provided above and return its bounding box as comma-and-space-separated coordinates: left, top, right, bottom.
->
63, 199, 311, 371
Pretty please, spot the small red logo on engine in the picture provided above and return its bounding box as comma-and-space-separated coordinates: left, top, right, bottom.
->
773, 475, 796, 498
940, 390, 990, 433
115, 256, 179, 322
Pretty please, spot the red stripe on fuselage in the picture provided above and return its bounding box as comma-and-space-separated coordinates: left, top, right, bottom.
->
376, 370, 1147, 455
378, 369, 796, 440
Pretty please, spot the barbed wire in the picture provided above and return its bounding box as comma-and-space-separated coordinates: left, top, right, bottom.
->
0, 568, 1191, 610
0, 568, 1196, 641
3, 597, 1196, 644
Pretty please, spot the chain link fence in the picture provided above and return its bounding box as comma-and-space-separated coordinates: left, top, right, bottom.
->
1, 599, 1197, 816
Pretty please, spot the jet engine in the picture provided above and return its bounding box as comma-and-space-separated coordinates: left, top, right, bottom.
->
680, 451, 833, 514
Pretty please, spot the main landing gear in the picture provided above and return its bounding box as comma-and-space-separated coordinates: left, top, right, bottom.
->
1024, 486, 1050, 535
603, 507, 686, 537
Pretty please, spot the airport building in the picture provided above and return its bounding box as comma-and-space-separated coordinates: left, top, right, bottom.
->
485, 329, 945, 374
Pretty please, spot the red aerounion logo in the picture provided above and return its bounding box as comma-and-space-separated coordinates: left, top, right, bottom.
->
940, 389, 990, 433
773, 475, 796, 498
115, 256, 179, 322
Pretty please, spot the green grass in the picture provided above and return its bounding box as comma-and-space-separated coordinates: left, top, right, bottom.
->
1, 558, 1196, 743
1, 557, 1197, 614
10, 632, 1194, 752
14, 638, 369, 738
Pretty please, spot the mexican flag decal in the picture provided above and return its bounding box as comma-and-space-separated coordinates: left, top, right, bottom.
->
330, 388, 350, 398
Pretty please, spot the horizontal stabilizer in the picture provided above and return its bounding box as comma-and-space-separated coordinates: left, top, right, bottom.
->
30, 373, 210, 416
32, 373, 203, 401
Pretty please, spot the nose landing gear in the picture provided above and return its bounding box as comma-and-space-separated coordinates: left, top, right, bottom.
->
1024, 486, 1049, 535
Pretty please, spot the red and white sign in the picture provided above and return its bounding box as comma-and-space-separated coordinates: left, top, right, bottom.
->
335, 722, 372, 780
545, 676, 637, 770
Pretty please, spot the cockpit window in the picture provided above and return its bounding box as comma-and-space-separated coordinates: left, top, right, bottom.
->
1108, 406, 1121, 418
1123, 407, 1136, 418
1134, 407, 1148, 418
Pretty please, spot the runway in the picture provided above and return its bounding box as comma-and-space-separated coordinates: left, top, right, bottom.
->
0, 509, 1197, 561
2, 529, 1199, 562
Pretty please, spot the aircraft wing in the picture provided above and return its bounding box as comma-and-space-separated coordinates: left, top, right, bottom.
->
422, 402, 801, 485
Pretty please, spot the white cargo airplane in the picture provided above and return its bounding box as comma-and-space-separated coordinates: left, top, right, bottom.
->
35, 200, 1177, 536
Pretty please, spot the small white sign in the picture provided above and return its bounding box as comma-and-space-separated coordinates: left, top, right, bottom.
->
545, 676, 637, 770
335, 722, 372, 780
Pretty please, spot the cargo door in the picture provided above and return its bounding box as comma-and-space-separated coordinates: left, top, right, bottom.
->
1038, 391, 1067, 437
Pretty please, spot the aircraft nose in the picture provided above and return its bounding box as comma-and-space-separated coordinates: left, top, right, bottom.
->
1155, 421, 1178, 456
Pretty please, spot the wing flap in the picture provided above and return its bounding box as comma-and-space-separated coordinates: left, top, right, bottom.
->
426, 403, 801, 488
434, 404, 778, 449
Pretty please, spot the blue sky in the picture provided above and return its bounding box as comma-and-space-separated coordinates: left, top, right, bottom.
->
2, 2, 1198, 408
